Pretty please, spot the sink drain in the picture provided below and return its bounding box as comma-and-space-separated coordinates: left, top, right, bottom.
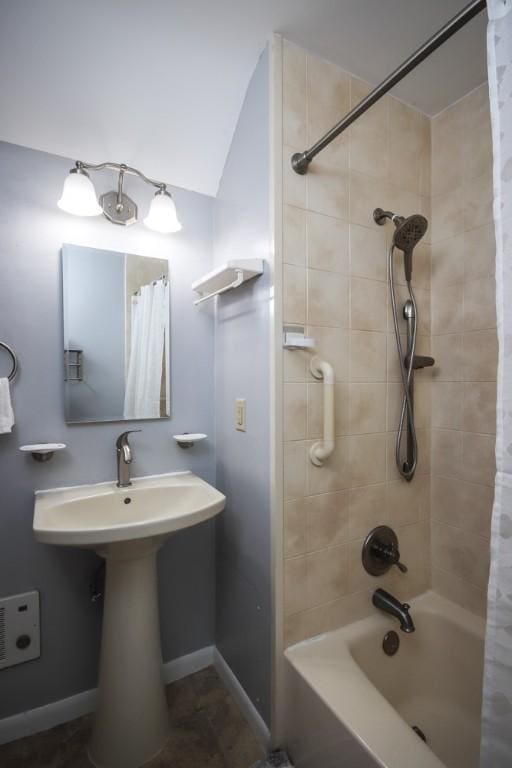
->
412, 725, 427, 742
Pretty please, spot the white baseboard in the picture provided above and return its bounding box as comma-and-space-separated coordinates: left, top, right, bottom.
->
213, 647, 271, 751
0, 688, 98, 748
163, 644, 214, 685
0, 645, 270, 751
0, 645, 214, 746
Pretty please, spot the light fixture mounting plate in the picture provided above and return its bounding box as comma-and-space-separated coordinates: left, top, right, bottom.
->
99, 190, 138, 226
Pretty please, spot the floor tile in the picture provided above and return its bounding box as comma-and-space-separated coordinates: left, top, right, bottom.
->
0, 667, 262, 768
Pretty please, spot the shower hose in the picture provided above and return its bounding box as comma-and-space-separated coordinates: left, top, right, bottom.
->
389, 244, 418, 481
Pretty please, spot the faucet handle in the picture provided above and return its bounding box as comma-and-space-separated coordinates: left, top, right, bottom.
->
382, 540, 408, 573
362, 525, 408, 576
380, 542, 408, 573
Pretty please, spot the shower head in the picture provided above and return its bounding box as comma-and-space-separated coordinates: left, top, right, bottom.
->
393, 214, 428, 282
373, 208, 428, 282
393, 214, 428, 253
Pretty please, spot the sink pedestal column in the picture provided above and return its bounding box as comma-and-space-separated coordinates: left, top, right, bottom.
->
88, 539, 169, 768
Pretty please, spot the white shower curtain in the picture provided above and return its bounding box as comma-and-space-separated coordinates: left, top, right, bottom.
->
481, 1, 512, 765
124, 279, 168, 420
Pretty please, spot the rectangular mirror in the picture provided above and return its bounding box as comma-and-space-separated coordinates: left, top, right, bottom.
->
62, 244, 170, 423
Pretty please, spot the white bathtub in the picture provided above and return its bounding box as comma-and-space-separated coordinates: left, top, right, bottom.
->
284, 591, 485, 768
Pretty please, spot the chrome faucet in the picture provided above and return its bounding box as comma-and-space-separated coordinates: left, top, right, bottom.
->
116, 430, 141, 488
372, 588, 415, 633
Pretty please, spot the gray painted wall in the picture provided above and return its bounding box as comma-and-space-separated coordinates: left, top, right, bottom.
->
63, 245, 125, 421
0, 141, 216, 718
212, 47, 272, 724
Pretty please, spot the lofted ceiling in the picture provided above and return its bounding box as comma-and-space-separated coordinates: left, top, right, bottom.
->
0, 0, 487, 197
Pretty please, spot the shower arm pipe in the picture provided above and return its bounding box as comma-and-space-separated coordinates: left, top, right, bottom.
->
309, 356, 335, 467
291, 0, 486, 175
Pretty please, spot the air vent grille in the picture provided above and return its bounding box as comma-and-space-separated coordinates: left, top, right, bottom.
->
0, 592, 40, 669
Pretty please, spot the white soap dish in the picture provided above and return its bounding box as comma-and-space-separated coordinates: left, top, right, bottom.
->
283, 331, 316, 350
173, 433, 207, 449
19, 443, 66, 462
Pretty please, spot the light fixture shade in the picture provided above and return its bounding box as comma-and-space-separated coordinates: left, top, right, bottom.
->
57, 169, 102, 216
144, 190, 182, 233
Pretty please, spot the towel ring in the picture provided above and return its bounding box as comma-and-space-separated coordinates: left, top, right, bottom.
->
0, 341, 18, 382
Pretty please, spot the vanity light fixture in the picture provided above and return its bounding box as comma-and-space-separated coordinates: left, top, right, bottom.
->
57, 167, 102, 217
57, 160, 182, 233
143, 189, 181, 234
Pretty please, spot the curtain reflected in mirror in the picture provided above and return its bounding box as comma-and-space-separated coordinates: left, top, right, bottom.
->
124, 277, 169, 419
62, 244, 170, 423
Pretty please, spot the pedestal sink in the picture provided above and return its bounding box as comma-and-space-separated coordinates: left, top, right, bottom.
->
33, 471, 225, 768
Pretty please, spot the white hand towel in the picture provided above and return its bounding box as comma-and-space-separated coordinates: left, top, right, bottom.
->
0, 378, 14, 434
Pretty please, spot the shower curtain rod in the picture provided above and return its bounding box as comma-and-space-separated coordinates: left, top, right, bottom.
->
291, 0, 487, 175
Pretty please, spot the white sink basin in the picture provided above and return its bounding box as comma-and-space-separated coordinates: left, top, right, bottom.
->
34, 471, 225, 547
32, 470, 225, 768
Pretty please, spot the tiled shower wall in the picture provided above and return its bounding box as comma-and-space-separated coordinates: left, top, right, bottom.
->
280, 39, 497, 645
281, 40, 433, 646
430, 83, 495, 617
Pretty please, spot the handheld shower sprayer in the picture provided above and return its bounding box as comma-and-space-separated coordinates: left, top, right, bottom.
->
373, 208, 428, 283
373, 207, 432, 482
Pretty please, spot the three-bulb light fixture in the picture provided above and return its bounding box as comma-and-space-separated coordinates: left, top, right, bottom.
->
57, 160, 182, 234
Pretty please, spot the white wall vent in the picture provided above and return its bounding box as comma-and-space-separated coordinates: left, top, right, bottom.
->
0, 591, 40, 670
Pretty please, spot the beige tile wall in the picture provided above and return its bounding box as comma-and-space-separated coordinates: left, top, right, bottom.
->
430, 83, 495, 618
281, 40, 433, 646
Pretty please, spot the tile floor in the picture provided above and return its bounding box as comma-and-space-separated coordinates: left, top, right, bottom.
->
0, 666, 263, 768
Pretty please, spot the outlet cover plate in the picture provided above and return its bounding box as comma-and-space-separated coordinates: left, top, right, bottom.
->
235, 398, 246, 432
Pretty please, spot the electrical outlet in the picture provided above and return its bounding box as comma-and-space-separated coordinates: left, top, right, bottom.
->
235, 398, 246, 431
0, 591, 40, 670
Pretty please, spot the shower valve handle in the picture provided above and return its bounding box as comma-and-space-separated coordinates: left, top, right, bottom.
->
372, 540, 408, 574
362, 526, 409, 577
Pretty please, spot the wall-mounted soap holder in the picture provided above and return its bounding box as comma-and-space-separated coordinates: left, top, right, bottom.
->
19, 443, 66, 463
173, 433, 207, 450
283, 325, 315, 350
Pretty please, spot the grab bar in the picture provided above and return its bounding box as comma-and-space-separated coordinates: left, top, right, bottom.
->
309, 356, 335, 466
